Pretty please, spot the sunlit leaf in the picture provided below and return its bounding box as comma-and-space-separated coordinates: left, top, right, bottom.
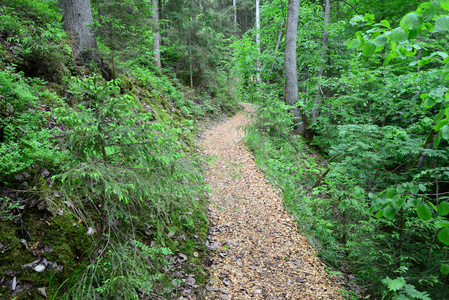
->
348, 38, 361, 49
362, 42, 376, 57
435, 16, 449, 32
391, 28, 408, 43
404, 13, 423, 30
374, 35, 387, 47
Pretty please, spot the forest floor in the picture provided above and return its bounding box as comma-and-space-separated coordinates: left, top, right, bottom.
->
199, 103, 343, 299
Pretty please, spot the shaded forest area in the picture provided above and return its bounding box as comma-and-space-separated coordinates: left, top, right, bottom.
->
1, 0, 449, 299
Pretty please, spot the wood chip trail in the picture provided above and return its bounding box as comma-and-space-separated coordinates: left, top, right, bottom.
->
200, 103, 343, 299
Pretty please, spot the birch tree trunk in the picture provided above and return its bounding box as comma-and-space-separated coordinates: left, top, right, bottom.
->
233, 0, 237, 29
285, 0, 308, 135
61, 0, 99, 63
312, 0, 330, 119
256, 0, 261, 85
152, 0, 161, 68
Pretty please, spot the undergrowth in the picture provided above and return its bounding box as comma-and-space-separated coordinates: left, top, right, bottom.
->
243, 86, 448, 299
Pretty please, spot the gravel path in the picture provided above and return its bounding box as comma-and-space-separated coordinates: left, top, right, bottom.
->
200, 103, 343, 299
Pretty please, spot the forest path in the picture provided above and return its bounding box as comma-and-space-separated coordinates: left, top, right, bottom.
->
200, 103, 342, 299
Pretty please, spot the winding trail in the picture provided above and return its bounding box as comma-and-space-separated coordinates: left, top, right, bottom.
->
200, 103, 343, 299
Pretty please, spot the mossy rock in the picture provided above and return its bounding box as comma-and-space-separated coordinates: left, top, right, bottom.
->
119, 75, 134, 92
0, 209, 93, 299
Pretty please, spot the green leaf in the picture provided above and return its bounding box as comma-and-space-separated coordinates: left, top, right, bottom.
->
439, 221, 449, 227
348, 38, 361, 49
408, 28, 422, 40
374, 35, 388, 47
417, 204, 432, 220
381, 20, 391, 29
388, 277, 406, 291
438, 201, 449, 215
350, 15, 365, 26
397, 184, 406, 194
384, 50, 399, 65
419, 184, 427, 192
434, 119, 448, 131
410, 185, 419, 194
442, 0, 449, 10
440, 264, 449, 274
424, 2, 441, 20
386, 190, 397, 199
435, 16, 449, 32
434, 109, 447, 124
425, 22, 436, 32
339, 200, 348, 210
375, 209, 384, 219
362, 42, 376, 57
384, 205, 397, 219
391, 28, 408, 43
441, 124, 449, 140
438, 228, 449, 245
404, 13, 423, 30
434, 132, 442, 148
423, 97, 437, 108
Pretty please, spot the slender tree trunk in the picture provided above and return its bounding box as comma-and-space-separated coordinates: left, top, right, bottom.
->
256, 0, 261, 85
312, 0, 330, 119
268, 28, 284, 84
62, 0, 99, 63
152, 0, 161, 68
285, 0, 308, 135
233, 0, 237, 29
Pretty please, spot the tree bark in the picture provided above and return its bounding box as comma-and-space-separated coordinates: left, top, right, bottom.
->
152, 0, 161, 67
285, 0, 308, 135
233, 0, 237, 29
312, 0, 330, 120
256, 0, 261, 85
61, 0, 99, 63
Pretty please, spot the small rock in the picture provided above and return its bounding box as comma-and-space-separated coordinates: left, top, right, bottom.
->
178, 234, 186, 241
193, 252, 198, 257
44, 245, 52, 254
11, 277, 17, 290
33, 265, 46, 272
254, 289, 262, 294
37, 287, 47, 298
145, 228, 152, 236
87, 227, 95, 236
219, 295, 229, 300
72, 223, 79, 228
41, 169, 50, 178
183, 276, 195, 286
178, 253, 187, 263
37, 200, 46, 211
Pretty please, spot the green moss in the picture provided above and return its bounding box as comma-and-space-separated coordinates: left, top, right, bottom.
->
0, 209, 93, 299
119, 75, 134, 92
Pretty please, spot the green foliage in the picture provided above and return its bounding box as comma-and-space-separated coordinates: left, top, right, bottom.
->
0, 68, 64, 177
0, 1, 71, 82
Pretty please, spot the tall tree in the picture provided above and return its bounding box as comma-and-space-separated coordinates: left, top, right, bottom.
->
312, 0, 330, 119
152, 0, 161, 67
284, 0, 308, 135
256, 0, 261, 85
60, 0, 99, 63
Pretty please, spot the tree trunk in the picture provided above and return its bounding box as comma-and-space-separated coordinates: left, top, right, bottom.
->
285, 0, 308, 135
62, 0, 99, 63
233, 0, 237, 29
256, 0, 261, 85
312, 0, 330, 119
152, 0, 161, 67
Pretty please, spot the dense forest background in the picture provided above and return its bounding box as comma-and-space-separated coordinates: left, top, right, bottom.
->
1, 0, 449, 299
